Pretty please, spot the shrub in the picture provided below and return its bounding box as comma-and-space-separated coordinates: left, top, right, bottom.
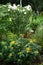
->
0, 3, 42, 65
0, 3, 32, 35
0, 38, 40, 65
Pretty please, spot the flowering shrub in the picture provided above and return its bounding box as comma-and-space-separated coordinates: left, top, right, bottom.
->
0, 3, 33, 35
0, 38, 40, 65
0, 3, 42, 65
0, 3, 42, 35
8, 4, 33, 34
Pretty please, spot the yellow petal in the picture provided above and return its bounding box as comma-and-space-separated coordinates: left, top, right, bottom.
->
20, 34, 24, 38
26, 47, 31, 53
10, 41, 15, 45
29, 39, 33, 43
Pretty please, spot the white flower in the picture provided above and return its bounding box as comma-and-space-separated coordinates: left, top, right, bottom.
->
8, 9, 10, 11
23, 9, 25, 12
24, 5, 32, 10
8, 4, 17, 10
8, 4, 12, 9
13, 4, 17, 10
24, 12, 26, 14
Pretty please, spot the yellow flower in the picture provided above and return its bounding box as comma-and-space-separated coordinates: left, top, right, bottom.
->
29, 39, 33, 43
10, 41, 15, 45
26, 47, 31, 53
20, 34, 24, 38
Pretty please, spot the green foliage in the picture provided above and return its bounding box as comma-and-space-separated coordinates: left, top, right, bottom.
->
0, 3, 43, 65
34, 22, 43, 46
0, 38, 40, 65
0, 4, 42, 35
26, 13, 43, 32
38, 63, 43, 65
33, 22, 43, 53
0, 4, 32, 35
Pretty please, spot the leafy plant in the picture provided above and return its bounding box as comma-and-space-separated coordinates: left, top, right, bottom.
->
0, 38, 40, 65
0, 3, 42, 65
33, 22, 43, 54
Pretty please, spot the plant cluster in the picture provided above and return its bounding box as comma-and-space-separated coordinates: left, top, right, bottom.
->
0, 38, 40, 65
0, 3, 43, 65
